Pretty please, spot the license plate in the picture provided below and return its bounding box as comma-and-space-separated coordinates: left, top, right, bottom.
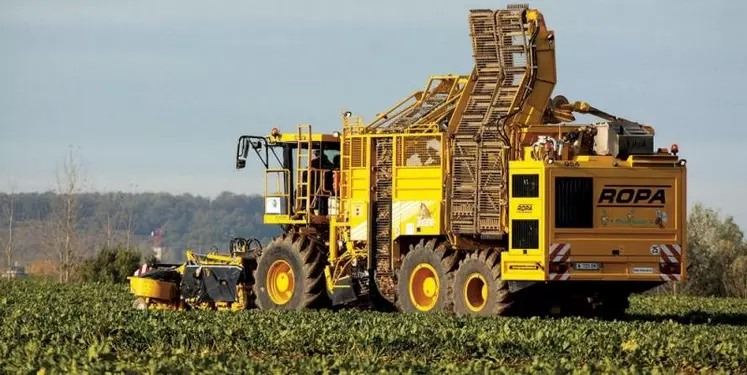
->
573, 262, 601, 271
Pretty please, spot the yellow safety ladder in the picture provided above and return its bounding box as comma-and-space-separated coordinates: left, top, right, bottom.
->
295, 124, 313, 218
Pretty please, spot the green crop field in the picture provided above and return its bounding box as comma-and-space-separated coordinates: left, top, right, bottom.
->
1, 280, 746, 374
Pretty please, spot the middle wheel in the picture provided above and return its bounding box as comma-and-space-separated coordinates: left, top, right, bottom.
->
396, 239, 458, 313
452, 249, 513, 317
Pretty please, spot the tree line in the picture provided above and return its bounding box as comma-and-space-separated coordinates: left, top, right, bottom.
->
0, 189, 280, 281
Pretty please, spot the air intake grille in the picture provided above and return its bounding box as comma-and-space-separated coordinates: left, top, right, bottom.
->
351, 138, 366, 168
512, 174, 539, 197
512, 219, 539, 249
555, 177, 594, 228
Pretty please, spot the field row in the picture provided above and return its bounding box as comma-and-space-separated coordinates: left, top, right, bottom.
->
1, 280, 746, 374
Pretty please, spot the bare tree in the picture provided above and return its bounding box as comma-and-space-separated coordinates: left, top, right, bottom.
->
125, 202, 134, 248
125, 184, 138, 248
1, 181, 17, 269
51, 148, 86, 282
101, 192, 123, 249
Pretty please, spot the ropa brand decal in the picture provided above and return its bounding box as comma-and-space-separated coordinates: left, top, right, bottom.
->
598, 185, 669, 207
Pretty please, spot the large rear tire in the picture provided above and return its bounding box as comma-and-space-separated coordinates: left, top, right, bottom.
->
452, 249, 513, 317
253, 232, 329, 310
395, 239, 458, 313
593, 292, 630, 320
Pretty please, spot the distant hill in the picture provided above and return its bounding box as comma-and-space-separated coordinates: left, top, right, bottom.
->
0, 191, 279, 266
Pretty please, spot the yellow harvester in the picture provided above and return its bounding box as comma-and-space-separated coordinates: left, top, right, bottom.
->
130, 4, 686, 318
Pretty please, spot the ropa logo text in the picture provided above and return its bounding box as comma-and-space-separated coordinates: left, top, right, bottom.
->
598, 187, 666, 205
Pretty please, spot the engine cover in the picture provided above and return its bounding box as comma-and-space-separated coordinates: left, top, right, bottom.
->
593, 120, 654, 159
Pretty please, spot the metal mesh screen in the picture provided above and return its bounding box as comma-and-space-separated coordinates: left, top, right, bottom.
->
351, 138, 366, 168
397, 136, 441, 167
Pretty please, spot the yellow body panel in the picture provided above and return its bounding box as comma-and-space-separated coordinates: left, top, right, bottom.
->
500, 253, 546, 281
392, 166, 442, 238
348, 165, 371, 241
503, 160, 546, 280
502, 149, 687, 282
128, 277, 178, 300
264, 215, 306, 225
268, 131, 339, 144
344, 133, 445, 244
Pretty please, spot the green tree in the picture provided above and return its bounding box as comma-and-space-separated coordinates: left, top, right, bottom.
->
678, 203, 747, 297
77, 246, 142, 283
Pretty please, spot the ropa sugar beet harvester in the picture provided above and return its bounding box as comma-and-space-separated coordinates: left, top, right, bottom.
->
129, 4, 686, 318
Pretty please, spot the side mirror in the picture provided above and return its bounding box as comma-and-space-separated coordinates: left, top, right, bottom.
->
236, 138, 249, 169
242, 139, 251, 158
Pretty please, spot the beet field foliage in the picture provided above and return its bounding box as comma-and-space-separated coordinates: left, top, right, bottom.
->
1, 279, 747, 374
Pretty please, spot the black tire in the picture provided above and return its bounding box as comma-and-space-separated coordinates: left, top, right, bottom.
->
452, 249, 512, 317
241, 256, 258, 309
395, 239, 458, 313
594, 292, 630, 320
253, 232, 329, 310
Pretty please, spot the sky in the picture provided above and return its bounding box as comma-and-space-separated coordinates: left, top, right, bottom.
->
1, 0, 746, 227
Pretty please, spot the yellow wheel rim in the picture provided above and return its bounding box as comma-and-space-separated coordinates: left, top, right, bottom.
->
409, 263, 439, 311
267, 260, 294, 305
464, 273, 488, 312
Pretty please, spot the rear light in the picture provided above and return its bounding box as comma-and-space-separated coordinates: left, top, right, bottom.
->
659, 263, 680, 275
549, 263, 568, 274
671, 143, 679, 155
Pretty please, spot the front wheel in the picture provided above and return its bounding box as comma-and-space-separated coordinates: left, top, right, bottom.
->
253, 233, 329, 310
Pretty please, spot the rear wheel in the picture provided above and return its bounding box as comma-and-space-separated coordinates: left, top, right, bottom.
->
593, 292, 630, 320
452, 249, 512, 316
253, 233, 329, 310
396, 239, 458, 313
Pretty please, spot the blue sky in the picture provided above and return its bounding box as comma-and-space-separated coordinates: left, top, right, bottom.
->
1, 0, 746, 227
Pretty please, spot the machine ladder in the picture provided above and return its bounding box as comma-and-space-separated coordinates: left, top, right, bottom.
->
294, 124, 313, 217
